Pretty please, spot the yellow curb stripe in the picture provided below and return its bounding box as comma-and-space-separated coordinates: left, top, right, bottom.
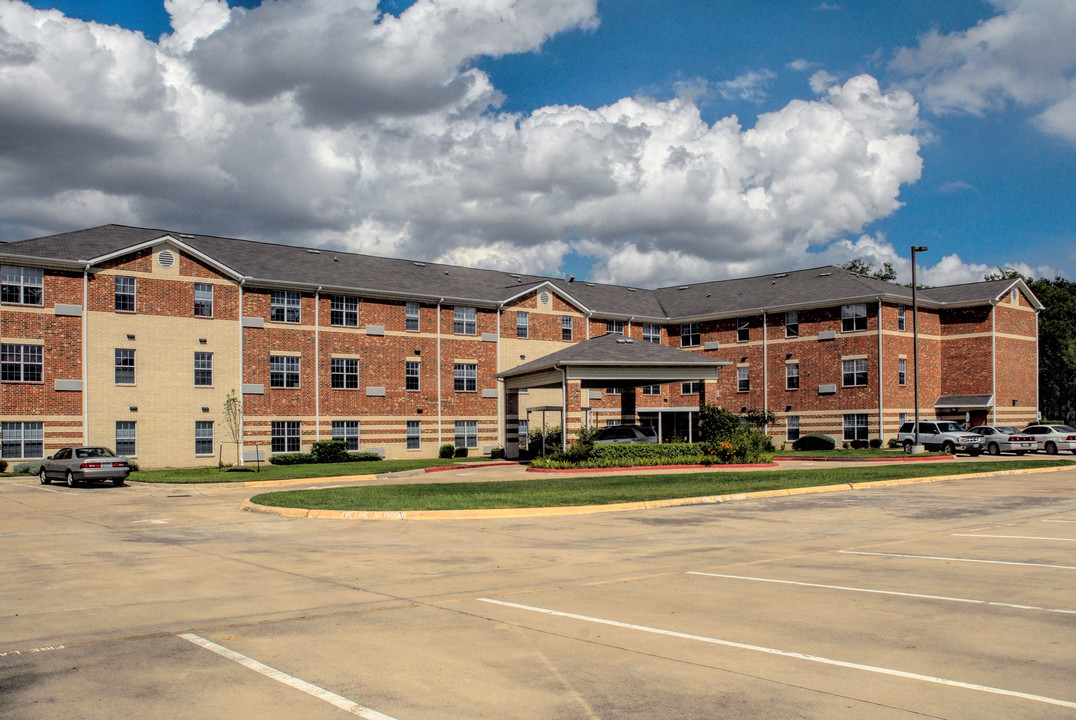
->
240, 465, 1073, 520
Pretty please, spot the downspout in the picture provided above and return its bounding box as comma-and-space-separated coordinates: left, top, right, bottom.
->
82, 263, 90, 444
991, 303, 997, 425
877, 299, 884, 441
437, 298, 443, 447
496, 302, 503, 452
1035, 308, 1040, 421
762, 311, 768, 435
315, 287, 321, 441
561, 365, 568, 452
586, 312, 591, 339
238, 279, 246, 464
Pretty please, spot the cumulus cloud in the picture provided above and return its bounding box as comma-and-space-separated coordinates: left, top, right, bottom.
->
891, 0, 1076, 143
0, 0, 925, 288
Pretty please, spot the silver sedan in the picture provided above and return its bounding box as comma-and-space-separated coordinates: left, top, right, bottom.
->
967, 426, 1036, 455
1021, 425, 1076, 455
39, 447, 131, 487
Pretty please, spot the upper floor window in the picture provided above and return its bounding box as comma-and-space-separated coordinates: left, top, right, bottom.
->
270, 290, 301, 323
194, 283, 213, 317
642, 323, 661, 344
784, 311, 798, 338
331, 295, 358, 327
1, 265, 43, 306
606, 319, 624, 335
898, 357, 907, 386
454, 306, 476, 335
1, 344, 42, 383
682, 381, 700, 395
680, 322, 700, 347
842, 303, 867, 332
405, 301, 420, 332
405, 360, 420, 391
842, 358, 868, 387
115, 348, 135, 384
194, 351, 213, 386
331, 357, 359, 389
737, 366, 750, 392
270, 355, 300, 388
786, 362, 799, 390
115, 276, 136, 312
516, 311, 529, 338
897, 305, 906, 331
562, 315, 573, 341
642, 384, 661, 395
454, 362, 477, 392
737, 318, 749, 342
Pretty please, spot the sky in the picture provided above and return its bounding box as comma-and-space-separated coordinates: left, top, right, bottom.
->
1, 0, 1074, 289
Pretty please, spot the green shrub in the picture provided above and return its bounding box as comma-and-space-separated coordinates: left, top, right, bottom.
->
311, 440, 350, 463
699, 404, 741, 443
0, 459, 7, 472
887, 438, 900, 449
13, 461, 41, 475
870, 439, 883, 449
269, 450, 382, 465
490, 447, 505, 459
454, 446, 469, 458
793, 433, 837, 451
269, 452, 315, 465
564, 441, 592, 463
439, 444, 455, 459
850, 439, 869, 449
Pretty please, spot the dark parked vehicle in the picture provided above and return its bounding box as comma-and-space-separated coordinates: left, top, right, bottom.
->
1021, 425, 1076, 455
594, 425, 658, 444
39, 447, 131, 487
967, 426, 1036, 455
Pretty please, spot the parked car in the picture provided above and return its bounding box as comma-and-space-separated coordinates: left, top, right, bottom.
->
896, 421, 984, 455
1021, 425, 1076, 455
39, 447, 131, 487
594, 425, 658, 444
967, 426, 1036, 456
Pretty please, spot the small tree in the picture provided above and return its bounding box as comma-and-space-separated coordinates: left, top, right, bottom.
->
222, 389, 243, 466
699, 404, 740, 443
740, 407, 776, 430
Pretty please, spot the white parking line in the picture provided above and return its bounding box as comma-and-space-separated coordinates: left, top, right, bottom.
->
180, 634, 396, 719
686, 572, 1076, 615
953, 533, 1076, 542
839, 550, 1076, 570
478, 599, 1076, 710
1042, 519, 1076, 523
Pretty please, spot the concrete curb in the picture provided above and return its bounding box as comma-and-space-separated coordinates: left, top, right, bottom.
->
527, 462, 779, 474
240, 464, 1073, 521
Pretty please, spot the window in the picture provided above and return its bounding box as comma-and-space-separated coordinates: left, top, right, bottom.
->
454, 363, 477, 392
682, 381, 700, 394
561, 315, 573, 341
453, 306, 476, 335
785, 311, 798, 338
843, 414, 869, 442
271, 420, 301, 453
898, 358, 907, 386
2, 421, 43, 459
405, 360, 420, 391
737, 318, 749, 342
116, 421, 136, 456
270, 355, 300, 388
680, 322, 700, 347
405, 302, 420, 331
195, 421, 214, 455
898, 412, 908, 427
331, 295, 358, 327
642, 323, 661, 344
843, 358, 868, 387
194, 352, 213, 387
332, 420, 360, 451
786, 416, 800, 442
606, 319, 624, 335
842, 303, 867, 332
605, 419, 622, 427
517, 420, 528, 449
738, 366, 750, 392
114, 349, 135, 384
897, 305, 906, 331
1, 344, 42, 383
786, 362, 799, 390
516, 311, 529, 338
331, 358, 359, 389
605, 386, 621, 395
270, 290, 301, 323
1, 265, 43, 305
642, 385, 661, 395
115, 276, 136, 312
1011, 288, 1019, 304
406, 420, 421, 450
194, 283, 213, 317
454, 420, 477, 449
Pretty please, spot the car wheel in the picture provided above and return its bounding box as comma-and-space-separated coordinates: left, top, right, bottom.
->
1045, 442, 1058, 455
65, 470, 77, 487
942, 441, 956, 455
902, 440, 914, 453
987, 443, 1000, 456
39, 467, 51, 485
113, 478, 124, 486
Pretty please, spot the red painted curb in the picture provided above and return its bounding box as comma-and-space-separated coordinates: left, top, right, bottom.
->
526, 462, 780, 474
424, 461, 521, 473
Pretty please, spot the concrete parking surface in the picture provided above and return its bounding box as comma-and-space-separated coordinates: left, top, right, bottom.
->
1, 463, 1074, 719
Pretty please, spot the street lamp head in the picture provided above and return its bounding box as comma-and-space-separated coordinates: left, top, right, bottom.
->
911, 245, 928, 252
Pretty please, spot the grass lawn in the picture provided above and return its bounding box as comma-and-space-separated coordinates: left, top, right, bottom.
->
248, 458, 1072, 511
129, 457, 498, 484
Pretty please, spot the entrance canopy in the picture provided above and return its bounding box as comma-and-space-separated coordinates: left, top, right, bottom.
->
496, 333, 730, 388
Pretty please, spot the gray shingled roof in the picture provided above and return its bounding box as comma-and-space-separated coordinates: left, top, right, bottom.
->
1, 224, 1042, 319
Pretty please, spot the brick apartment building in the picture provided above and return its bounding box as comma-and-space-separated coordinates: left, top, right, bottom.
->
0, 225, 1042, 468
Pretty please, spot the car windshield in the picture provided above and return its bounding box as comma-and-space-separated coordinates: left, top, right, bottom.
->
1053, 425, 1076, 433
937, 422, 964, 432
996, 427, 1019, 434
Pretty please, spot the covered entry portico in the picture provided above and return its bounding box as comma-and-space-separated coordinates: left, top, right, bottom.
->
496, 334, 730, 459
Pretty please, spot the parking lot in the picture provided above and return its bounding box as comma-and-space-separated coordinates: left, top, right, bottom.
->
2, 463, 1074, 719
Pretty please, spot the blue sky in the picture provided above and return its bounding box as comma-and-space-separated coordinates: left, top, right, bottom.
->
5, 0, 1075, 287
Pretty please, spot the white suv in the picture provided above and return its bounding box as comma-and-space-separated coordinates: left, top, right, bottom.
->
896, 421, 984, 455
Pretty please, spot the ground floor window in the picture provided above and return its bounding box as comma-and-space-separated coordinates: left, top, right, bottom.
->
116, 421, 136, 456
454, 420, 477, 449
1, 421, 43, 459
406, 420, 420, 450
843, 414, 869, 442
272, 420, 301, 453
786, 416, 800, 442
517, 420, 528, 449
332, 420, 360, 450
195, 421, 214, 455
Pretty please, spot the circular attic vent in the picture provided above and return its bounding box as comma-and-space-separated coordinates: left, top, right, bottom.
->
539, 291, 551, 305
157, 250, 175, 268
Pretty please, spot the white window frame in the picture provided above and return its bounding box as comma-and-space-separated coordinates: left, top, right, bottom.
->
115, 348, 135, 385
331, 420, 360, 451
194, 351, 213, 387
270, 290, 301, 323
1, 421, 43, 459
330, 295, 358, 327
642, 384, 661, 395
784, 311, 798, 338
115, 276, 136, 313
406, 420, 421, 450
737, 317, 749, 342
454, 363, 477, 392
330, 357, 359, 389
405, 302, 421, 332
642, 323, 661, 344
405, 360, 420, 391
897, 305, 906, 331
737, 366, 750, 393
561, 315, 573, 341
453, 306, 477, 335
606, 319, 624, 335
1, 265, 43, 306
842, 303, 867, 332
680, 322, 700, 347
842, 358, 868, 387
195, 421, 214, 455
194, 283, 214, 317
785, 362, 799, 390
1, 344, 43, 383
681, 381, 700, 395
516, 310, 529, 338
116, 421, 136, 456
454, 420, 478, 449
843, 413, 869, 442
270, 355, 301, 388
898, 357, 907, 386
271, 420, 301, 453
786, 416, 800, 442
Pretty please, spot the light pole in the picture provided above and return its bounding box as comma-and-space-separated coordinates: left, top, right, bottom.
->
910, 245, 928, 453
